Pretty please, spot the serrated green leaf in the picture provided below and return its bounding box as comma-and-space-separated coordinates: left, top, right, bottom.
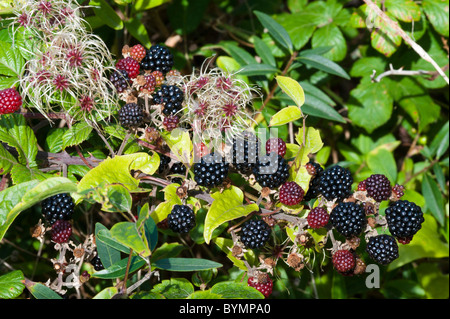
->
124, 15, 151, 49
210, 281, 265, 299
0, 40, 25, 76
254, 10, 293, 53
367, 148, 397, 183
0, 270, 25, 299
152, 258, 223, 272
269, 105, 302, 126
187, 290, 223, 299
204, 186, 259, 244
276, 11, 316, 51
385, 0, 421, 22
0, 142, 17, 175
370, 14, 402, 57
311, 24, 347, 62
422, 0, 449, 37
151, 278, 194, 299
62, 122, 92, 149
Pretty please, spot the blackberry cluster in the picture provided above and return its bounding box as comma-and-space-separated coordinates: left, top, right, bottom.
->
317, 165, 353, 201
252, 153, 289, 189
240, 219, 271, 249
385, 200, 424, 240
366, 234, 399, 265
51, 220, 72, 244
110, 69, 130, 93
365, 174, 392, 202
332, 250, 356, 275
167, 205, 196, 233
118, 103, 144, 127
41, 193, 75, 225
306, 207, 329, 229
153, 85, 184, 116
303, 161, 324, 202
232, 134, 260, 174
330, 202, 366, 238
140, 44, 174, 74
279, 181, 304, 206
194, 153, 229, 187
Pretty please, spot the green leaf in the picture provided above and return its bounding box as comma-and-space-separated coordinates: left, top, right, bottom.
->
252, 36, 276, 67
0, 270, 25, 299
276, 11, 316, 51
62, 122, 93, 149
151, 183, 183, 224
204, 186, 259, 244
95, 223, 121, 269
311, 24, 347, 62
347, 81, 393, 133
187, 290, 223, 299
210, 281, 264, 299
422, 0, 449, 37
366, 148, 398, 183
429, 121, 449, 159
370, 14, 402, 57
254, 10, 293, 53
152, 258, 223, 272
238, 63, 279, 77
167, 0, 210, 35
124, 15, 151, 49
96, 228, 131, 254
133, 0, 171, 12
213, 237, 257, 271
297, 54, 350, 79
416, 262, 449, 299
0, 40, 25, 76
160, 129, 192, 164
92, 287, 118, 299
301, 94, 345, 123
78, 152, 159, 193
23, 279, 62, 299
385, 0, 421, 22
0, 142, 17, 175
0, 114, 38, 167
110, 222, 151, 258
151, 242, 185, 262
151, 278, 194, 299
269, 105, 302, 126
89, 0, 123, 30
222, 42, 257, 66
92, 255, 147, 279
217, 56, 242, 74
388, 214, 449, 270
276, 76, 305, 108
422, 173, 445, 226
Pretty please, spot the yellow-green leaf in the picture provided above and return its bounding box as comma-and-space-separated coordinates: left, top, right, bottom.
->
276, 76, 305, 107
269, 105, 303, 126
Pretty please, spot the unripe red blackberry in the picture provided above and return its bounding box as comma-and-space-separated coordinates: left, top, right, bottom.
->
265, 138, 286, 157
0, 88, 22, 114
116, 57, 140, 79
365, 174, 391, 202
279, 181, 304, 206
163, 115, 179, 131
129, 44, 147, 62
51, 220, 72, 243
240, 219, 271, 249
248, 273, 273, 298
307, 207, 329, 229
167, 205, 196, 233
332, 250, 356, 274
118, 103, 144, 128
330, 202, 366, 238
366, 234, 399, 265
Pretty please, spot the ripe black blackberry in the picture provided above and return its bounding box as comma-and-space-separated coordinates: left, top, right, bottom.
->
118, 103, 144, 127
41, 193, 75, 225
330, 202, 366, 238
159, 154, 171, 174
153, 85, 184, 116
366, 234, 399, 265
194, 152, 229, 187
170, 161, 187, 184
252, 153, 289, 189
279, 181, 304, 206
109, 69, 130, 93
232, 133, 260, 174
140, 44, 174, 74
384, 200, 424, 239
303, 161, 324, 201
51, 220, 72, 243
240, 219, 271, 249
167, 205, 196, 233
365, 174, 391, 202
317, 165, 353, 201
90, 255, 104, 271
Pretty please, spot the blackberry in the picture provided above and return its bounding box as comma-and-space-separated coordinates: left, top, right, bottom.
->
240, 219, 271, 249
118, 103, 144, 127
330, 202, 366, 238
232, 133, 260, 174
140, 44, 174, 74
365, 174, 391, 202
153, 85, 184, 116
307, 207, 329, 229
109, 69, 130, 93
116, 56, 140, 79
0, 87, 22, 114
129, 44, 146, 62
248, 274, 273, 298
366, 234, 399, 265
303, 161, 324, 201
332, 250, 356, 274
170, 161, 187, 184
91, 255, 104, 271
194, 152, 229, 187
159, 154, 171, 174
162, 115, 179, 131
265, 138, 286, 157
51, 220, 72, 243
41, 193, 75, 225
317, 165, 353, 201
279, 181, 304, 206
167, 205, 196, 233
140, 73, 157, 93
384, 200, 424, 239
252, 153, 290, 189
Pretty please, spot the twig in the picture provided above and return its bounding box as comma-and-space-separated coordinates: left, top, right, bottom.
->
363, 0, 449, 85
116, 131, 133, 156
371, 63, 434, 82
92, 126, 115, 157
